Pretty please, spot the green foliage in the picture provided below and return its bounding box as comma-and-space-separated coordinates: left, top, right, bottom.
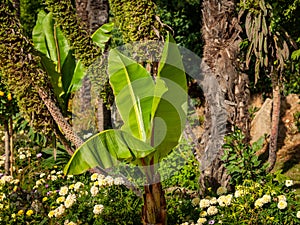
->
20, 0, 43, 37
160, 138, 200, 191
166, 190, 199, 224
221, 129, 268, 186
155, 0, 203, 56
294, 111, 300, 132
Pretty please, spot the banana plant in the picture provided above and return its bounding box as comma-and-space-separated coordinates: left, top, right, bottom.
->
64, 33, 187, 225
32, 10, 113, 110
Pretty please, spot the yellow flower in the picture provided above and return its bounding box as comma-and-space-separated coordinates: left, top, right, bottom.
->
69, 184, 75, 190
11, 213, 16, 219
48, 210, 55, 218
91, 173, 98, 181
192, 197, 200, 206
199, 211, 207, 217
197, 217, 207, 224
42, 197, 48, 202
56, 196, 65, 203
216, 186, 227, 196
0, 91, 4, 96
17, 210, 24, 216
7, 93, 12, 101
26, 209, 34, 216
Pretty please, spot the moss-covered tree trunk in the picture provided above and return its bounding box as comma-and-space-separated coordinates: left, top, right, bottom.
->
75, 0, 110, 131
199, 0, 250, 194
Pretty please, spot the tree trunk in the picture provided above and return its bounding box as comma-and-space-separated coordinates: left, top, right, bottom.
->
142, 174, 167, 225
267, 76, 281, 172
75, 0, 110, 132
4, 120, 10, 175
9, 116, 14, 176
199, 0, 250, 195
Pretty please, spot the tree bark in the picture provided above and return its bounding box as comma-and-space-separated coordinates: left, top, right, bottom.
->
75, 0, 110, 132
4, 120, 10, 175
142, 173, 167, 225
9, 116, 14, 176
267, 76, 281, 172
199, 0, 250, 195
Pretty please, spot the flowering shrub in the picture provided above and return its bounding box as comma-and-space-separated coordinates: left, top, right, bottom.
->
0, 149, 142, 225
181, 173, 300, 225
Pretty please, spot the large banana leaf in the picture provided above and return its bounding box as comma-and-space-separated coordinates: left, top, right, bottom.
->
64, 130, 155, 175
108, 49, 164, 141
151, 33, 187, 161
32, 10, 74, 103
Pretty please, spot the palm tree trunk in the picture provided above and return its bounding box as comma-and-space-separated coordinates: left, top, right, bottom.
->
199, 0, 250, 194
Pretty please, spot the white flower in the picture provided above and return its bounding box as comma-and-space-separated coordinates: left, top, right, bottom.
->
234, 190, 242, 198
59, 186, 69, 196
209, 197, 217, 205
90, 186, 99, 197
54, 204, 65, 217
50, 175, 57, 181
224, 194, 233, 206
277, 200, 287, 210
296, 211, 300, 219
64, 194, 76, 208
19, 154, 26, 160
277, 195, 286, 202
104, 176, 114, 186
261, 194, 271, 204
40, 173, 46, 178
74, 182, 84, 191
91, 173, 98, 181
197, 217, 207, 225
199, 199, 210, 208
181, 223, 189, 225
254, 198, 264, 208
114, 177, 124, 185
207, 206, 218, 216
93, 204, 104, 215
216, 186, 227, 196
285, 180, 293, 187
